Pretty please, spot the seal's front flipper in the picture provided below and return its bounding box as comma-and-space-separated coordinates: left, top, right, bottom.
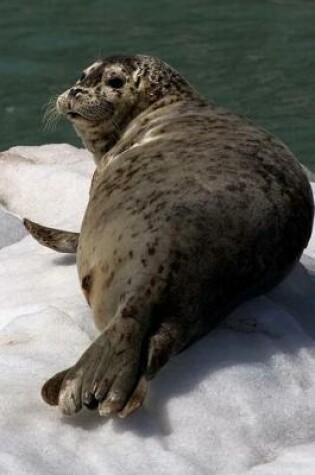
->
23, 218, 79, 254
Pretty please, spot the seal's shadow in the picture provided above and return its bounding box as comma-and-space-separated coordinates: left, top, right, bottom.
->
53, 254, 76, 266
61, 407, 108, 431
112, 260, 315, 437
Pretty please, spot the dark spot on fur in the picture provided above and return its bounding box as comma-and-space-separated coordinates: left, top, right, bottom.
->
121, 306, 139, 321
82, 274, 92, 292
105, 271, 115, 287
225, 184, 238, 192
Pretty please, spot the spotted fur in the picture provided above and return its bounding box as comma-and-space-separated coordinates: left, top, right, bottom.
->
28, 55, 313, 417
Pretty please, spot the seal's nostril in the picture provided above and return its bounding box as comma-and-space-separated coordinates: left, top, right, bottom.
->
69, 87, 82, 98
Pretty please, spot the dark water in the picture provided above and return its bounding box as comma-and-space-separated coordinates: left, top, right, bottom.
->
1, 0, 314, 169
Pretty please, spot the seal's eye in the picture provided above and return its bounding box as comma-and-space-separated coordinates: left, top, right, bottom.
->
106, 76, 125, 89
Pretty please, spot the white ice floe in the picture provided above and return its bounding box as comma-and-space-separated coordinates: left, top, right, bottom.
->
0, 144, 314, 475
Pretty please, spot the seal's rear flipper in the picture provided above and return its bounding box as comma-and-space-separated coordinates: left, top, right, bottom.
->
23, 218, 79, 254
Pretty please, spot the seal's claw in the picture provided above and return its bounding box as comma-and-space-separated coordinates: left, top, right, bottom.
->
42, 366, 83, 415
58, 372, 83, 416
98, 368, 139, 417
99, 394, 125, 416
118, 376, 148, 418
41, 368, 70, 406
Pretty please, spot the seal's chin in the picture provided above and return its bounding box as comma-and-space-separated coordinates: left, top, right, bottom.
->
65, 111, 94, 124
67, 112, 83, 120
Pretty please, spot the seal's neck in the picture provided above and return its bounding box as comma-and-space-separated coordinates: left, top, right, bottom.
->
73, 123, 119, 164
74, 92, 203, 165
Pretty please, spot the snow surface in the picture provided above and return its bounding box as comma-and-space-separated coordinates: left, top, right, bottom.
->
0, 144, 314, 475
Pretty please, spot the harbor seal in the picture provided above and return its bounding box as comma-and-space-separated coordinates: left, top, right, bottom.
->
24, 54, 314, 418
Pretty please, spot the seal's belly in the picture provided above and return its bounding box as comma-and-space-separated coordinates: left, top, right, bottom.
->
77, 213, 133, 328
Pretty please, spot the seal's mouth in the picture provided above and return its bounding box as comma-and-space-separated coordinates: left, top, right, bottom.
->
67, 112, 84, 120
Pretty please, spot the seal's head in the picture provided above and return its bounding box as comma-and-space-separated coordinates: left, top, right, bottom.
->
56, 55, 200, 162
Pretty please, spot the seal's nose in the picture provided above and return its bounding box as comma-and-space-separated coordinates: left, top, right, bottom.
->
68, 87, 82, 98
